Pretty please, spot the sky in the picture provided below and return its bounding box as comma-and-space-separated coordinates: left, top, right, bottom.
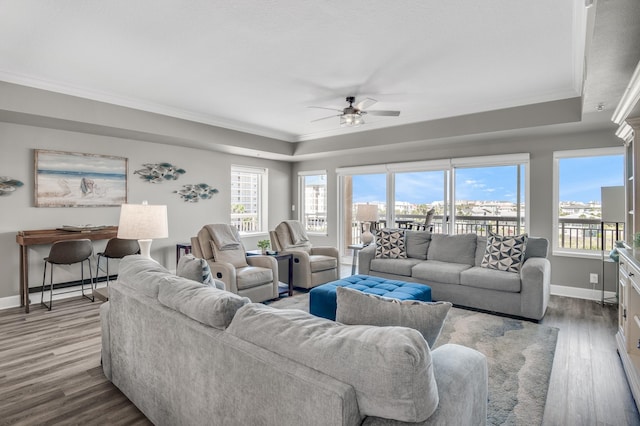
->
351, 155, 624, 204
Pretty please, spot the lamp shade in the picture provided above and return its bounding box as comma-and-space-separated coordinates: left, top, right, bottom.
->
601, 186, 625, 222
117, 203, 169, 240
356, 204, 378, 222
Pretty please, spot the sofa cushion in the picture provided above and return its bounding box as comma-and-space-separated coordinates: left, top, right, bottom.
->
336, 286, 452, 348
411, 260, 471, 284
227, 303, 439, 423
405, 231, 431, 260
428, 234, 477, 265
524, 236, 548, 260
309, 254, 338, 272
176, 254, 224, 290
475, 235, 487, 266
236, 266, 273, 290
481, 232, 528, 273
158, 276, 250, 329
375, 229, 407, 259
370, 258, 423, 277
460, 266, 522, 293
117, 255, 172, 298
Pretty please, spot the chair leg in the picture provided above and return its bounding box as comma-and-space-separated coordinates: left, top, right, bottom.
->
81, 259, 94, 302
41, 261, 50, 310
95, 255, 101, 291
49, 265, 54, 310
105, 258, 110, 287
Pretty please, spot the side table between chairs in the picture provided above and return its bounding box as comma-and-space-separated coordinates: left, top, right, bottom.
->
246, 250, 294, 297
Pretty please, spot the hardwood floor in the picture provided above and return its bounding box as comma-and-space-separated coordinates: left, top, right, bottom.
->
542, 297, 640, 426
0, 298, 150, 426
0, 292, 638, 425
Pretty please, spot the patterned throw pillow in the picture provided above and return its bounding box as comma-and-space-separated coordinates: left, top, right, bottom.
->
481, 231, 528, 273
375, 229, 407, 259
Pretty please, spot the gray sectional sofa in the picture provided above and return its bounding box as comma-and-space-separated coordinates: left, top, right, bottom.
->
101, 256, 488, 425
359, 231, 551, 320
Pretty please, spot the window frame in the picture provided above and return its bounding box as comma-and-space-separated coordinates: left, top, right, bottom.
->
552, 147, 625, 259
298, 170, 328, 235
230, 165, 268, 235
336, 153, 529, 257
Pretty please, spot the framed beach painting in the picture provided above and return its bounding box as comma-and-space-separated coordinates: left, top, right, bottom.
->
34, 150, 128, 207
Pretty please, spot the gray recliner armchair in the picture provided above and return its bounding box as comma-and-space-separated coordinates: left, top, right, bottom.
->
270, 220, 339, 289
191, 224, 279, 302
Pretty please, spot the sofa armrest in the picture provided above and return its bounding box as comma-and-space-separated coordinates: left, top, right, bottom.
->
206, 260, 238, 294
310, 246, 339, 259
520, 257, 551, 320
100, 302, 112, 381
362, 343, 487, 426
277, 249, 312, 287
358, 244, 376, 275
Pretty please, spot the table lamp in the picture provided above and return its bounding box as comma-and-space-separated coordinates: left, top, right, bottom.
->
117, 201, 168, 259
356, 204, 378, 246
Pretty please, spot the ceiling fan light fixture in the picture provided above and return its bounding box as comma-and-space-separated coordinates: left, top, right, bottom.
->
341, 113, 364, 127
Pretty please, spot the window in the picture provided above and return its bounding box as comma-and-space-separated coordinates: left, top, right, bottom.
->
553, 148, 624, 257
299, 171, 328, 234
336, 166, 387, 255
453, 164, 525, 236
337, 154, 528, 256
393, 170, 447, 233
230, 165, 268, 234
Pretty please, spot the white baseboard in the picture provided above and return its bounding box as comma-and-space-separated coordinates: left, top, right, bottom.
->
0, 283, 106, 311
0, 295, 22, 310
550, 284, 617, 302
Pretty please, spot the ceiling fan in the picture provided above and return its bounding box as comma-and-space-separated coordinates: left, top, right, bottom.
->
309, 96, 400, 127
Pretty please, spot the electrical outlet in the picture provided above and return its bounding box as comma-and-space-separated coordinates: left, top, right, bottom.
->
589, 273, 598, 284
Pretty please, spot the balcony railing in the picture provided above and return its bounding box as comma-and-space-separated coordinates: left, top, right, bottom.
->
302, 214, 327, 233
346, 214, 624, 252
231, 213, 260, 233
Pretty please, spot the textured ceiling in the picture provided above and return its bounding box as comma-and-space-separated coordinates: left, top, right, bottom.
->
0, 0, 595, 143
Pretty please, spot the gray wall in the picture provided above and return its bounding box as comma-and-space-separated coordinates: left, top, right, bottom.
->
291, 127, 623, 292
0, 122, 291, 300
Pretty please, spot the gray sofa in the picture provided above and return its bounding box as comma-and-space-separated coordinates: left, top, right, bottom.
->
101, 256, 488, 425
359, 231, 550, 320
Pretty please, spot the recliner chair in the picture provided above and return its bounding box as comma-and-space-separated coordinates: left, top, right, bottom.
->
270, 220, 339, 289
191, 224, 279, 302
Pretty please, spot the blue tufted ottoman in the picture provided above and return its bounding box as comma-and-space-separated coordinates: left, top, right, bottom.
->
309, 275, 432, 320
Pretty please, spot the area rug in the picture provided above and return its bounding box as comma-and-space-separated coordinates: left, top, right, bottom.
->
268, 294, 558, 426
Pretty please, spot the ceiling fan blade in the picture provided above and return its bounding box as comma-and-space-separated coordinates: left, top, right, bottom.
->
311, 114, 340, 123
308, 106, 343, 112
355, 97, 377, 110
366, 110, 401, 117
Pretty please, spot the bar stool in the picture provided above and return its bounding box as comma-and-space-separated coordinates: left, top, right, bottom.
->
94, 238, 140, 300
41, 239, 94, 310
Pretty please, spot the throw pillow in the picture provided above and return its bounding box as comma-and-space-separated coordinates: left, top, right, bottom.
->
227, 303, 438, 422
481, 231, 528, 273
375, 228, 407, 259
335, 286, 452, 348
177, 254, 224, 290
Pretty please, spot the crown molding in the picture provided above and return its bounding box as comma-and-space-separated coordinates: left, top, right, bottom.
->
0, 70, 298, 142
612, 61, 640, 126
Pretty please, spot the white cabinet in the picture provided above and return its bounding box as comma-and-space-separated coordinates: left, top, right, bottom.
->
617, 248, 640, 407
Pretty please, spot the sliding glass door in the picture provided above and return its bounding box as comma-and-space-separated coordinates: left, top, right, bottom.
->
453, 164, 525, 236
336, 154, 529, 258
393, 171, 446, 232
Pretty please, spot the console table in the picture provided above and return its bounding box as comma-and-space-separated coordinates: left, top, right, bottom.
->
16, 227, 118, 313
